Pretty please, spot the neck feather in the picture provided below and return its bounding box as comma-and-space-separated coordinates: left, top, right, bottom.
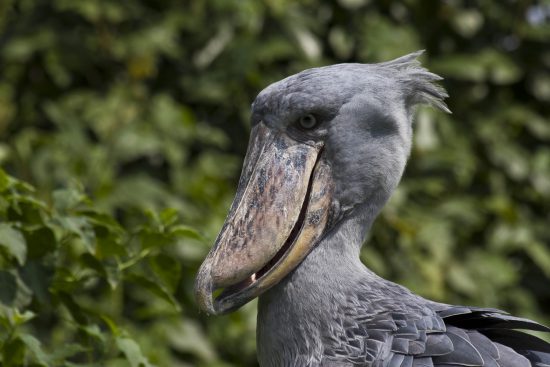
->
256, 199, 390, 366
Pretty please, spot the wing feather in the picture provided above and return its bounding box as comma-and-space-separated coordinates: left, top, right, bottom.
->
494, 343, 531, 367
321, 305, 550, 367
432, 326, 484, 366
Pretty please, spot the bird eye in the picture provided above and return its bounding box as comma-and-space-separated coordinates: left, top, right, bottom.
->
298, 114, 318, 130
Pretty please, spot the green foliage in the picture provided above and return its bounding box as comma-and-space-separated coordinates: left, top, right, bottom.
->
0, 0, 549, 365
0, 168, 226, 366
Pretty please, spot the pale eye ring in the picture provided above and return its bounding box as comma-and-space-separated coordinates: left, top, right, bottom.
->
298, 114, 318, 130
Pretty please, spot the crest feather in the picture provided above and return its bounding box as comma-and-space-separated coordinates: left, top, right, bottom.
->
380, 50, 451, 114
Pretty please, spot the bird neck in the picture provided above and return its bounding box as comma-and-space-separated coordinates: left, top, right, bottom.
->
256, 200, 389, 366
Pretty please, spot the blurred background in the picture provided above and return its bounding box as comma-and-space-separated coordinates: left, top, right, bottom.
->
0, 0, 549, 366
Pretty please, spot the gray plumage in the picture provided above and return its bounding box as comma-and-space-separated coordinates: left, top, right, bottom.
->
249, 52, 550, 366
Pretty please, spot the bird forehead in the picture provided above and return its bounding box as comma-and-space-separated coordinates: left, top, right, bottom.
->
252, 64, 385, 120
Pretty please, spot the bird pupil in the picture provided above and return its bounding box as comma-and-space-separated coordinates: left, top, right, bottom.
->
300, 114, 316, 129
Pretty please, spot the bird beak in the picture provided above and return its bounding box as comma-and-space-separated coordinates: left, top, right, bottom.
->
195, 121, 335, 314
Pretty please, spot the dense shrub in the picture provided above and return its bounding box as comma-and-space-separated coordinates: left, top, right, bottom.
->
0, 0, 549, 365
0, 169, 213, 366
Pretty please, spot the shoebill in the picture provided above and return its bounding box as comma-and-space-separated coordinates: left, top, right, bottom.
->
195, 51, 550, 367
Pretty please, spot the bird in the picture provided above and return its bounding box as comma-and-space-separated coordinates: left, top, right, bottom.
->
195, 51, 550, 367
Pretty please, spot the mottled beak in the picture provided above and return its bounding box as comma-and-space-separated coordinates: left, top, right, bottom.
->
195, 122, 335, 314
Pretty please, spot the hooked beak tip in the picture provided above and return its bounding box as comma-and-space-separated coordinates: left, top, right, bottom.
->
194, 261, 217, 315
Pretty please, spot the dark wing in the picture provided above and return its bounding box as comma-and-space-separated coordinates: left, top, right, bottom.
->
442, 306, 550, 367
321, 306, 550, 367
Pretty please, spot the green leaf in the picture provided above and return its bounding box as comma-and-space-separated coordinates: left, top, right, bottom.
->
170, 225, 202, 240
2, 337, 25, 366
97, 236, 128, 258
50, 267, 81, 293
78, 253, 120, 289
79, 253, 106, 276
79, 210, 124, 234
57, 292, 88, 325
0, 169, 34, 194
0, 223, 27, 265
0, 270, 17, 306
100, 314, 120, 336
104, 261, 121, 289
64, 362, 103, 367
52, 188, 88, 213
24, 226, 56, 259
149, 254, 181, 292
49, 342, 88, 362
19, 261, 53, 304
19, 334, 51, 366
116, 336, 155, 367
78, 324, 106, 343
159, 207, 178, 227
51, 216, 95, 252
6, 197, 48, 225
0, 168, 10, 192
139, 230, 172, 249
13, 309, 36, 326
126, 273, 180, 311
526, 241, 550, 278
165, 319, 218, 362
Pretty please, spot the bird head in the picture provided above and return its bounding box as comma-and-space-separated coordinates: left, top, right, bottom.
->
195, 51, 449, 315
